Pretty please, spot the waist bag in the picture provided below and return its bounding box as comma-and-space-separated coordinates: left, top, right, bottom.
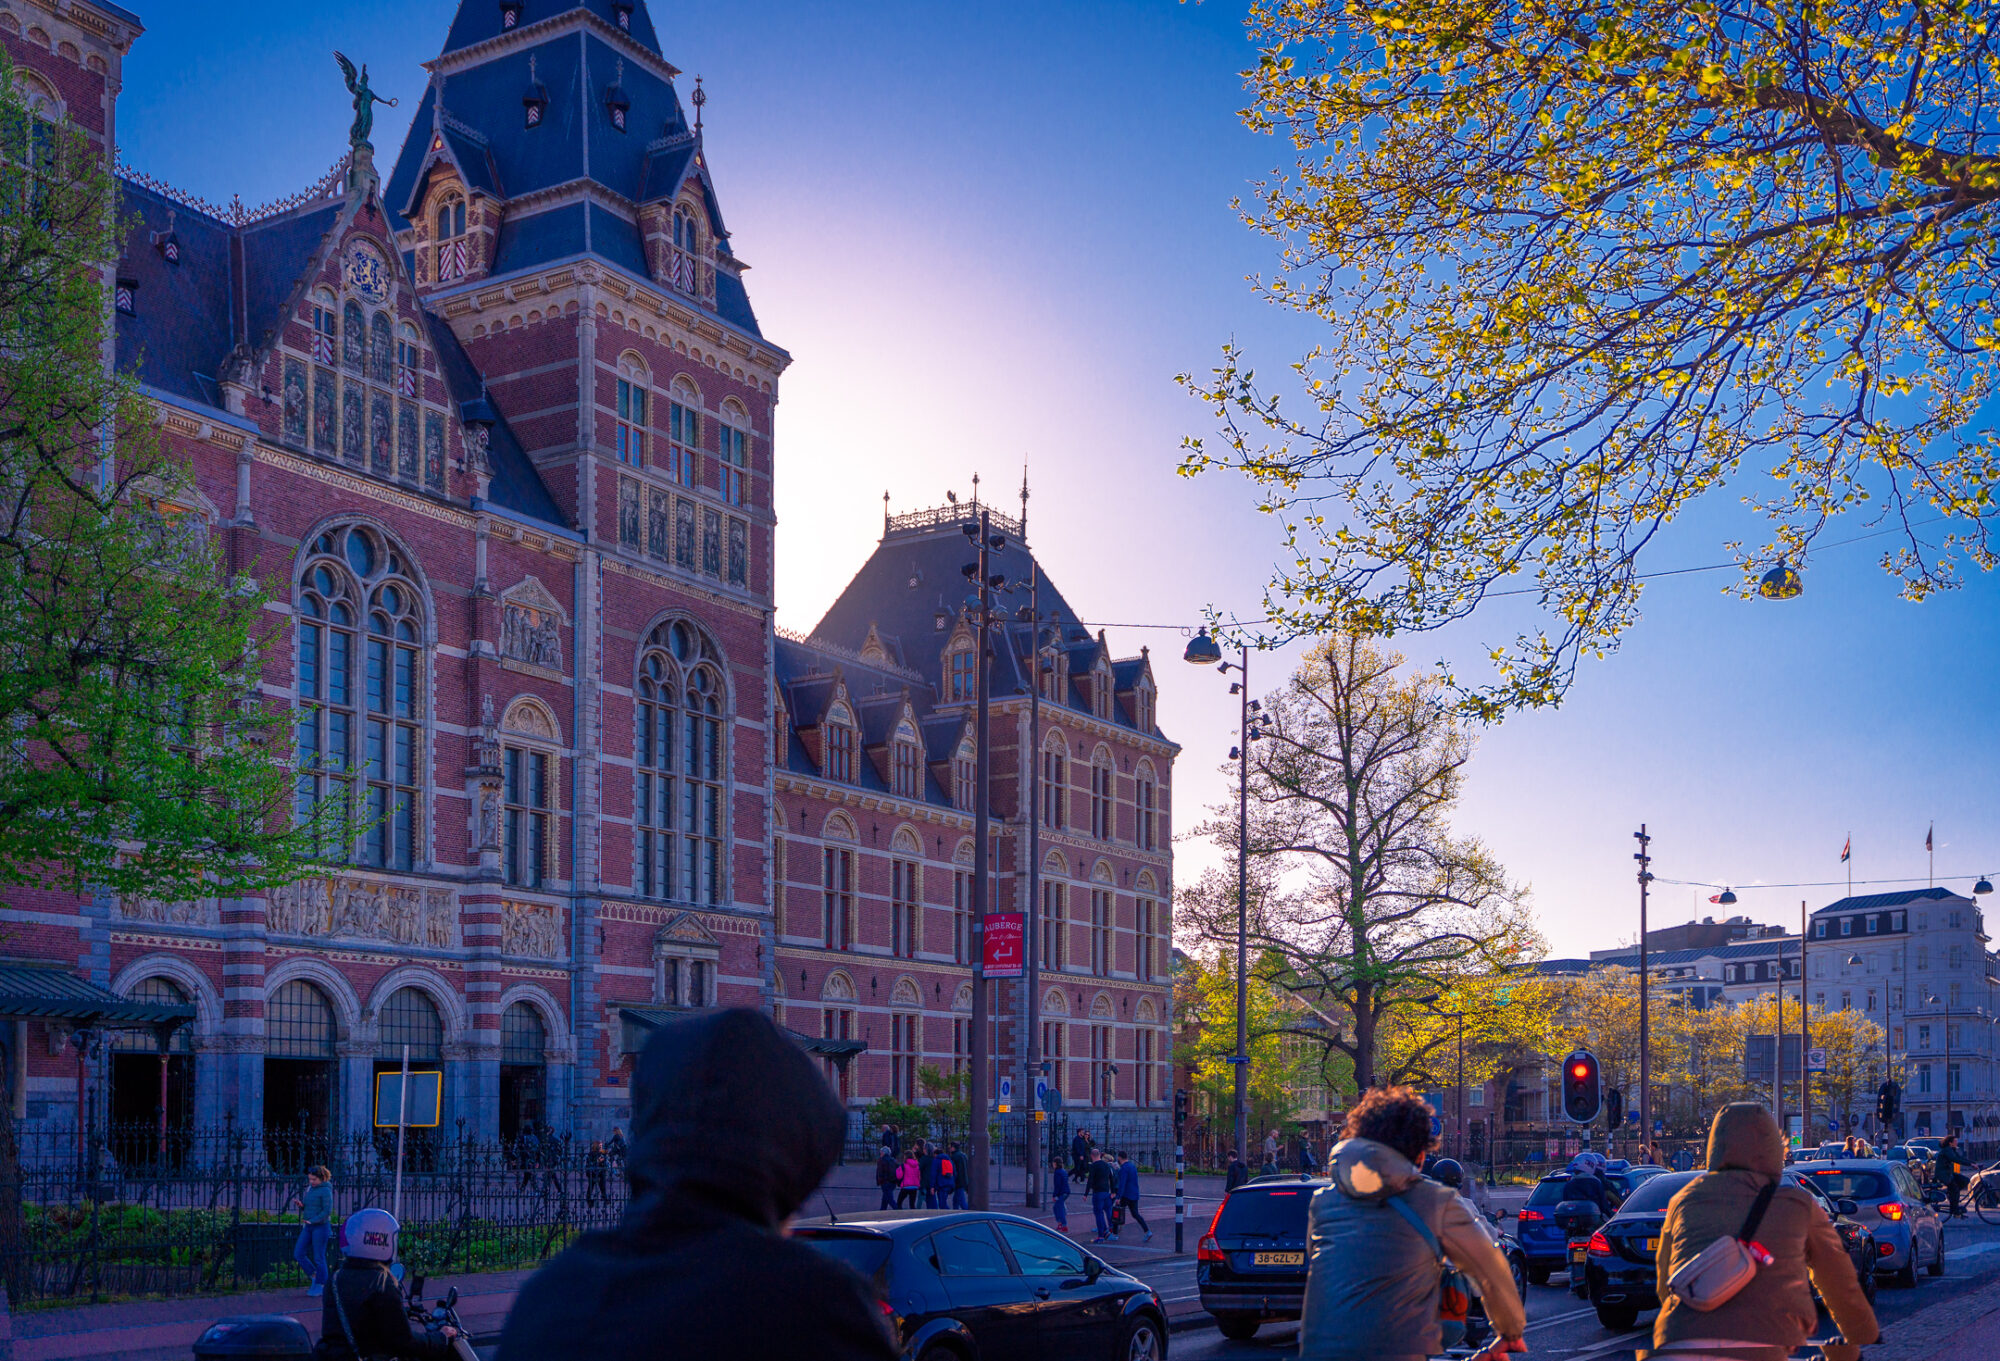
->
1666, 1180, 1778, 1312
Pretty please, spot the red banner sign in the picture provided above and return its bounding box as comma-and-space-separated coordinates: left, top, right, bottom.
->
983, 912, 1024, 977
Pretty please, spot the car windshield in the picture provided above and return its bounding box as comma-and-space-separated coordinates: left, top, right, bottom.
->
796, 1231, 893, 1280
1617, 1171, 1701, 1214
1805, 1169, 1893, 1200
1216, 1187, 1314, 1238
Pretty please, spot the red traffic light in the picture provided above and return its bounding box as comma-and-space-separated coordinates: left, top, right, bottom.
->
1571, 1063, 1588, 1078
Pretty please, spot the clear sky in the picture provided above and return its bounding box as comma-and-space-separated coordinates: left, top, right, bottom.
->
116, 0, 2000, 957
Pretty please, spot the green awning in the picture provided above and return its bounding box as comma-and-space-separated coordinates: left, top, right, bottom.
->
0, 960, 195, 1033
617, 1007, 867, 1071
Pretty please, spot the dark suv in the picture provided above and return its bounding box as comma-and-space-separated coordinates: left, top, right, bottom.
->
1514, 1173, 1589, 1283
1196, 1176, 1525, 1341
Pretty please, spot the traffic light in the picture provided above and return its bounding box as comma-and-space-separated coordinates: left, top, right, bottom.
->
1562, 1050, 1602, 1124
1604, 1086, 1623, 1132
1876, 1080, 1900, 1125
1173, 1087, 1190, 1127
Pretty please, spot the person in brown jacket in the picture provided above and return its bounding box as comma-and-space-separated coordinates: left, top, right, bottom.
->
1644, 1103, 1878, 1361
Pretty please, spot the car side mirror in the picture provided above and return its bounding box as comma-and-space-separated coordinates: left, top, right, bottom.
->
1085, 1256, 1104, 1283
1836, 1200, 1858, 1216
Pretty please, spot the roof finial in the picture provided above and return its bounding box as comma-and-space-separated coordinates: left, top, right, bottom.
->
1019, 463, 1030, 540
971, 471, 980, 508
692, 75, 706, 133
883, 489, 891, 532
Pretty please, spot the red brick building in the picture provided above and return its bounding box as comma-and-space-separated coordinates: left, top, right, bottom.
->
0, 0, 1174, 1150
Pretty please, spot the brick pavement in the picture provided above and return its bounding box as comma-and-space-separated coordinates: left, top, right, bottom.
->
1870, 1271, 2000, 1361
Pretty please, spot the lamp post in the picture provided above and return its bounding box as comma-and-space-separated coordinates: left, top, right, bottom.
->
1021, 568, 1053, 1208
1185, 628, 1254, 1164
960, 509, 1012, 1211
1634, 827, 1652, 1155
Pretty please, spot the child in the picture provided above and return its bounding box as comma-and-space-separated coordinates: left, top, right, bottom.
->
1050, 1156, 1072, 1233
897, 1150, 922, 1208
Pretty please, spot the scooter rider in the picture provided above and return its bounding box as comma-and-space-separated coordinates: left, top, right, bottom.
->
316, 1208, 456, 1361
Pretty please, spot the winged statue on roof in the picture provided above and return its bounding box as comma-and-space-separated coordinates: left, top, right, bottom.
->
334, 51, 398, 149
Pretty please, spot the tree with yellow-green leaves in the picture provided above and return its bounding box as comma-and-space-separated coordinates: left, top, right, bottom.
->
1172, 944, 1327, 1138
1182, 1, 2000, 718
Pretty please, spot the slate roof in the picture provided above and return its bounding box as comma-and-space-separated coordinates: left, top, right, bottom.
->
772, 634, 955, 807
442, 0, 665, 60
424, 312, 566, 527
114, 183, 236, 410
1813, 886, 1962, 916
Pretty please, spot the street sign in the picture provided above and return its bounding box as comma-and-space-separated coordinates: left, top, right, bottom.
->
373, 1070, 442, 1128
983, 912, 1024, 977
1044, 1086, 1064, 1113
1430, 1115, 1443, 1138
1035, 1079, 1049, 1110
1807, 1047, 1828, 1074
998, 1077, 1012, 1113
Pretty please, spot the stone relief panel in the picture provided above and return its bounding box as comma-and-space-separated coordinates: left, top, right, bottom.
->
502, 900, 565, 959
117, 895, 221, 927
499, 576, 567, 679
267, 876, 456, 949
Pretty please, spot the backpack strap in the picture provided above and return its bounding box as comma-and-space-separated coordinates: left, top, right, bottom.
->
1385, 1190, 1443, 1264
1738, 1179, 1779, 1242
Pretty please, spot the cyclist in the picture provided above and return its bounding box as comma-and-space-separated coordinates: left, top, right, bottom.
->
1649, 1102, 1877, 1361
1936, 1134, 1969, 1218
1298, 1087, 1524, 1361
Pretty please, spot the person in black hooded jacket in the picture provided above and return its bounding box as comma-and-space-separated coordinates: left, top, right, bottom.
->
495, 1008, 898, 1361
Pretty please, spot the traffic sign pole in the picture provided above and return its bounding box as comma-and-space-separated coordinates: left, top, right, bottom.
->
392, 1042, 410, 1222
1173, 1087, 1186, 1255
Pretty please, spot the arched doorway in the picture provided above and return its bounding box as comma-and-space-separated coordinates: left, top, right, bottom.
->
108, 977, 195, 1168
376, 987, 445, 1164
264, 980, 337, 1169
499, 1002, 547, 1141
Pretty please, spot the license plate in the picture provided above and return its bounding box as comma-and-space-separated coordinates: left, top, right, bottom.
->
1253, 1251, 1304, 1266
1569, 1245, 1588, 1262
1646, 1238, 1659, 1252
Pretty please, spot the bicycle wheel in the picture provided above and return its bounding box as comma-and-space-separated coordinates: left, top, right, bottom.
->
1976, 1175, 2000, 1225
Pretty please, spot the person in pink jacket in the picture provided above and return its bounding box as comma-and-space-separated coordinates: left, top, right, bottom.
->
896, 1152, 922, 1208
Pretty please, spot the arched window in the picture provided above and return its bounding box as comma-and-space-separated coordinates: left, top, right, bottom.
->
1136, 871, 1162, 983
1135, 760, 1159, 852
1040, 732, 1067, 828
268, 980, 337, 1056
719, 400, 749, 505
1090, 747, 1115, 840
1092, 661, 1114, 720
502, 700, 559, 888
296, 524, 425, 869
379, 987, 444, 1062
891, 827, 921, 959
666, 378, 700, 489
944, 640, 976, 703
1041, 851, 1068, 973
634, 619, 726, 904
952, 839, 974, 963
823, 700, 856, 783
1090, 862, 1115, 976
891, 718, 922, 799
951, 733, 976, 812
823, 815, 857, 950
668, 203, 701, 293
435, 196, 469, 282
616, 354, 649, 465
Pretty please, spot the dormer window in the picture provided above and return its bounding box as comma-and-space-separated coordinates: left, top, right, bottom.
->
499, 1, 523, 30
1092, 663, 1113, 719
891, 720, 922, 799
1134, 680, 1155, 733
434, 196, 468, 283
945, 640, 976, 701
114, 277, 137, 316
667, 204, 701, 294
523, 58, 549, 129
605, 68, 630, 132
613, 0, 635, 28
824, 703, 855, 782
952, 738, 975, 811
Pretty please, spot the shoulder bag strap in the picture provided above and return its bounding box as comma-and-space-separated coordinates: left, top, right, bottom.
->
329, 1271, 362, 1353
1738, 1179, 1780, 1242
1385, 1190, 1443, 1263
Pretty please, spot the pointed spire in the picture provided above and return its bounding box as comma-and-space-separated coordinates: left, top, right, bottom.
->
1019, 464, 1030, 540
692, 75, 706, 133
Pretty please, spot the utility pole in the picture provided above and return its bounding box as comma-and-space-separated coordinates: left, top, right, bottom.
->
966, 508, 997, 1210
1634, 826, 1652, 1149
1022, 564, 1045, 1208
1801, 900, 1811, 1145
1231, 645, 1251, 1165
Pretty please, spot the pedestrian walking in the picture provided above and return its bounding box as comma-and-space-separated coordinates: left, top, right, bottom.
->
585, 1139, 612, 1208
880, 1123, 900, 1159
515, 1125, 540, 1191
874, 1144, 898, 1210
1071, 1128, 1093, 1181
1086, 1149, 1118, 1243
495, 1007, 899, 1361
1224, 1148, 1248, 1192
1296, 1088, 1525, 1361
288, 1164, 333, 1297
607, 1127, 627, 1167
918, 1139, 938, 1208
1297, 1137, 1319, 1177
1116, 1151, 1151, 1243
946, 1141, 970, 1210
1263, 1128, 1280, 1167
1050, 1157, 1072, 1233
897, 1151, 921, 1208
1648, 1102, 1877, 1361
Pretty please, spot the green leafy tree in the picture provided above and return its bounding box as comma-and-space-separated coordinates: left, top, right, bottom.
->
0, 55, 330, 899
1182, 1, 2000, 716
1172, 946, 1310, 1140
1180, 635, 1544, 1089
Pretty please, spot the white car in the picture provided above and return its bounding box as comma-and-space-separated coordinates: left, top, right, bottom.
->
1791, 1158, 1944, 1285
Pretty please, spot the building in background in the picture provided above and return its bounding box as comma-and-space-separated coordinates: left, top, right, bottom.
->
0, 0, 1173, 1156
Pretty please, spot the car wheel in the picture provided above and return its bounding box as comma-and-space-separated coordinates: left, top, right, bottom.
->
1928, 1228, 1946, 1277
1117, 1312, 1165, 1361
1511, 1254, 1528, 1300
1895, 1252, 1918, 1288
917, 1344, 963, 1361
1527, 1266, 1552, 1287
1215, 1314, 1260, 1341
1595, 1304, 1640, 1331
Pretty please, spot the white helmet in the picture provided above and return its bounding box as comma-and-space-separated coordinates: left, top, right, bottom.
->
343, 1207, 399, 1262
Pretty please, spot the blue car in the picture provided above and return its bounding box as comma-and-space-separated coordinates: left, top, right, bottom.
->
1514, 1173, 1587, 1283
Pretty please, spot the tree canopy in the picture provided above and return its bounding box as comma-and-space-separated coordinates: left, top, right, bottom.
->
0, 56, 331, 898
1183, 1, 2000, 716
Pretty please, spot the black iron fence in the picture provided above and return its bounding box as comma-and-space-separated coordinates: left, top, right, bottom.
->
843, 1109, 1178, 1173
0, 1120, 632, 1308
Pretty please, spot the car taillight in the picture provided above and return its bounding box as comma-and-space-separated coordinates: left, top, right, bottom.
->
1517, 1209, 1544, 1222
1878, 1202, 1905, 1221
1198, 1234, 1224, 1263
1877, 1240, 1895, 1256
1587, 1231, 1611, 1255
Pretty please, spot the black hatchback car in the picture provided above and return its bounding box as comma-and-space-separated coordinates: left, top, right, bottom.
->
1197, 1176, 1527, 1341
794, 1211, 1168, 1361
1577, 1169, 1878, 1330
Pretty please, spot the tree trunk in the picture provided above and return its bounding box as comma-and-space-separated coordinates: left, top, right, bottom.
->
1353, 980, 1376, 1091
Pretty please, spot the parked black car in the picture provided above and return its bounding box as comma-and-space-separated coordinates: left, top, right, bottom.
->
1196, 1176, 1526, 1341
794, 1211, 1167, 1361
1577, 1168, 1878, 1330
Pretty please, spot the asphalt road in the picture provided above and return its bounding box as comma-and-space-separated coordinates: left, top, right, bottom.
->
1164, 1213, 2000, 1360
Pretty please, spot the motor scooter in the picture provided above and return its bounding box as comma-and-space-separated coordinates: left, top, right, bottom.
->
1551, 1199, 1605, 1298
191, 1271, 480, 1360
407, 1274, 483, 1361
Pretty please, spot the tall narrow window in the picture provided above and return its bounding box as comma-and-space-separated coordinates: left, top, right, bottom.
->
296, 525, 425, 867
667, 391, 700, 488
1136, 767, 1157, 852
635, 619, 725, 904
1091, 885, 1113, 976
435, 196, 469, 282
946, 644, 976, 702
1090, 755, 1114, 840
822, 1008, 853, 1100
1041, 741, 1066, 828
892, 732, 922, 799
1136, 1029, 1155, 1106
634, 651, 676, 898
892, 858, 919, 959
823, 846, 854, 949
1091, 1026, 1114, 1105
891, 1012, 919, 1103
1041, 1018, 1066, 1092
616, 365, 648, 465
503, 744, 550, 887
1136, 897, 1157, 982
773, 833, 788, 935
825, 716, 856, 782
952, 741, 976, 811
953, 867, 974, 964
668, 204, 700, 294
1041, 879, 1067, 973
719, 409, 748, 504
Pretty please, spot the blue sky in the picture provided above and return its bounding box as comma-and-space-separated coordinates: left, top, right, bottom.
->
117, 0, 2000, 956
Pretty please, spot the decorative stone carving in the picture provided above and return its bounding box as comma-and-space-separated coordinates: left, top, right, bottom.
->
116, 894, 220, 927
503, 900, 564, 959
267, 875, 456, 949
478, 789, 500, 850
499, 576, 568, 678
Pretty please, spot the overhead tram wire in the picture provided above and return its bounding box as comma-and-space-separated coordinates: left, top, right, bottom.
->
1654, 872, 1992, 893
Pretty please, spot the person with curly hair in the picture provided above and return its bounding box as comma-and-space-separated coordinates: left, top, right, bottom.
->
1298, 1087, 1526, 1361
